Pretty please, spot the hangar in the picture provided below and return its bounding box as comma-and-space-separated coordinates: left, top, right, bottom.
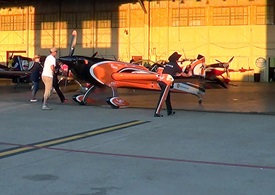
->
0, 0, 274, 82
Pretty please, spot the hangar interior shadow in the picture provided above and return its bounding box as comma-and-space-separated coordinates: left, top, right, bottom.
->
267, 0, 275, 82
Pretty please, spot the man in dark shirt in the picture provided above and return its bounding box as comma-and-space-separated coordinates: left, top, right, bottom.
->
52, 62, 67, 103
154, 52, 182, 117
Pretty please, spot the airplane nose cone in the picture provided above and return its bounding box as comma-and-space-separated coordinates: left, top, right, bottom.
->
58, 56, 75, 66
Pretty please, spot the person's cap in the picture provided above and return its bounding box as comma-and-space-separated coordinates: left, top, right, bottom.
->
50, 47, 57, 53
33, 55, 40, 59
174, 52, 182, 59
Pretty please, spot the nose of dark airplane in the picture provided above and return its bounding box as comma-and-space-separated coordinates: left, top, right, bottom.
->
58, 56, 75, 67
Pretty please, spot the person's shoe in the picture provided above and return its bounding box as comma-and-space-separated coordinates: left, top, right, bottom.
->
42, 105, 52, 110
154, 113, 163, 117
168, 111, 175, 116
30, 99, 38, 102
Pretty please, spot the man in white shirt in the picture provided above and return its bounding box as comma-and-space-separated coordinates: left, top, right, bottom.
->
41, 47, 57, 110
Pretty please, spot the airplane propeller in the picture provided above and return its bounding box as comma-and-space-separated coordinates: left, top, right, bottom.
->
66, 30, 77, 78
58, 30, 80, 92
224, 56, 234, 78
215, 56, 234, 78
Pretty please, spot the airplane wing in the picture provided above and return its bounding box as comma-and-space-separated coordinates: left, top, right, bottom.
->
0, 61, 32, 77
0, 70, 31, 79
228, 67, 254, 73
0, 64, 9, 71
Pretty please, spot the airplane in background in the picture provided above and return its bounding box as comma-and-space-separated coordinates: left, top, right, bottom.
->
0, 54, 36, 86
58, 30, 206, 109
204, 56, 235, 88
137, 55, 238, 89
204, 57, 254, 88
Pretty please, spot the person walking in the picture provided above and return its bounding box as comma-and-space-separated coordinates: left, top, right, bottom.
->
30, 55, 42, 102
154, 52, 183, 117
41, 47, 57, 110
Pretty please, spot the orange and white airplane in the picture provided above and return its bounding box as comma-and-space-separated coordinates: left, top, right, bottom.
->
58, 30, 206, 109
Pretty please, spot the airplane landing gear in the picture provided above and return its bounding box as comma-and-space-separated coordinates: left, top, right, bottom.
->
106, 97, 129, 109
106, 97, 119, 109
72, 85, 97, 105
72, 94, 87, 105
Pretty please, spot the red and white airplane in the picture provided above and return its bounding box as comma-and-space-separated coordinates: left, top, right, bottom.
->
204, 57, 254, 88
204, 56, 234, 88
141, 55, 242, 89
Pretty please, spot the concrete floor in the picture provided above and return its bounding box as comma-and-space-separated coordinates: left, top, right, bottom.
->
0, 79, 275, 195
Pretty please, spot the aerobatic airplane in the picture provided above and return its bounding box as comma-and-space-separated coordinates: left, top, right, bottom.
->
58, 30, 206, 109
139, 55, 239, 89
0, 55, 34, 85
204, 56, 235, 88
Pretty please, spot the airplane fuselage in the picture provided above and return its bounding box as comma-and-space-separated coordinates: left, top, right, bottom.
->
59, 55, 108, 87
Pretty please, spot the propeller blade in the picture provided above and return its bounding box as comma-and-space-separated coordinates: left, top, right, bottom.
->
228, 56, 234, 63
69, 30, 77, 56
226, 70, 229, 78
215, 59, 222, 63
225, 65, 230, 79
91, 51, 98, 58
225, 56, 234, 74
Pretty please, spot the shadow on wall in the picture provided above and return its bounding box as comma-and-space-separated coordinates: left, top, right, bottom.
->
254, 72, 261, 82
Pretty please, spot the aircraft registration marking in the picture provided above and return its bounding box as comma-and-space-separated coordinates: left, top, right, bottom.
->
0, 120, 148, 159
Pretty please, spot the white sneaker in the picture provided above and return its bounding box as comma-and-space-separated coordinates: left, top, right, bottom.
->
42, 105, 52, 110
30, 99, 38, 102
